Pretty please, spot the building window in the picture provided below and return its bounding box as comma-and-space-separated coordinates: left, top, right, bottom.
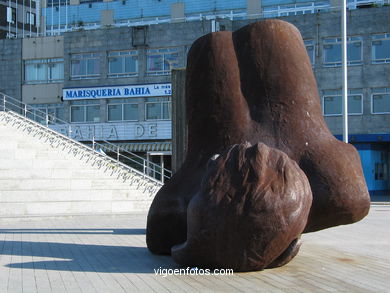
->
375, 162, 388, 181
7, 7, 16, 23
372, 34, 390, 64
372, 88, 390, 114
304, 40, 315, 65
145, 97, 171, 120
26, 103, 65, 125
70, 100, 100, 123
108, 50, 138, 78
107, 99, 139, 121
322, 89, 363, 116
323, 37, 362, 67
25, 12, 35, 25
146, 47, 181, 76
71, 53, 100, 80
47, 0, 70, 6
24, 58, 64, 84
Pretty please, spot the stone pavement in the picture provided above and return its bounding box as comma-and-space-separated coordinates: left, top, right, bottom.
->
0, 205, 389, 293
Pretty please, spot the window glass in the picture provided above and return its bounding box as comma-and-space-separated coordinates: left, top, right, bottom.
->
71, 60, 83, 76
124, 56, 138, 74
107, 99, 139, 122
323, 96, 340, 115
27, 103, 65, 124
26, 111, 34, 121
145, 98, 171, 120
164, 52, 180, 71
372, 34, 390, 64
162, 102, 171, 119
86, 105, 100, 122
323, 37, 362, 66
146, 47, 181, 75
48, 62, 63, 81
71, 106, 84, 122
372, 93, 390, 113
35, 108, 48, 124
146, 103, 160, 120
108, 104, 122, 121
147, 55, 164, 72
346, 95, 361, 114
324, 42, 341, 64
70, 100, 100, 123
348, 41, 362, 63
375, 162, 388, 180
304, 40, 315, 65
36, 64, 46, 80
109, 57, 122, 74
71, 53, 100, 79
55, 107, 65, 123
87, 58, 99, 75
7, 7, 16, 23
123, 104, 138, 121
322, 90, 363, 115
25, 64, 37, 81
47, 108, 58, 124
24, 59, 64, 84
26, 12, 35, 25
108, 50, 138, 77
349, 94, 362, 114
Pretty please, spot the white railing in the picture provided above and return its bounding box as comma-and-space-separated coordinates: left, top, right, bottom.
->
0, 92, 171, 187
7, 1, 388, 39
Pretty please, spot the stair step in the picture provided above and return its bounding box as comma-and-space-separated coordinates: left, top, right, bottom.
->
0, 110, 161, 217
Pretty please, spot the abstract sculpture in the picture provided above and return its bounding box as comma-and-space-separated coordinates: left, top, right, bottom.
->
147, 19, 370, 271
172, 142, 312, 271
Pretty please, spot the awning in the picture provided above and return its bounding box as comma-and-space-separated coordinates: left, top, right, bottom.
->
98, 141, 172, 153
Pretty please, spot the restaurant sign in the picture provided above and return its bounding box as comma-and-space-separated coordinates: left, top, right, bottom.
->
63, 83, 171, 100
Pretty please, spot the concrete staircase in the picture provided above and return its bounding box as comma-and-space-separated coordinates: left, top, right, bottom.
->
0, 111, 162, 218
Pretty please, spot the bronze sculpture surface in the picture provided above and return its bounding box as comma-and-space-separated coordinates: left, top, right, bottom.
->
147, 19, 370, 271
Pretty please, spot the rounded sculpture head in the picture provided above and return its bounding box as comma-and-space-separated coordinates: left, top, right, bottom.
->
172, 143, 312, 271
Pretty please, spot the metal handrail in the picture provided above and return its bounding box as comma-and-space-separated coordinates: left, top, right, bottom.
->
6, 2, 387, 39
0, 92, 171, 183
0, 110, 163, 196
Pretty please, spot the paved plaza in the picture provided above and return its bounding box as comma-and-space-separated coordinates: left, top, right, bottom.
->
0, 204, 389, 293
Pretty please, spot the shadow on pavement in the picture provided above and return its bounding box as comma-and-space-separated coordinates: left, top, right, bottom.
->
0, 228, 145, 235
2, 240, 178, 273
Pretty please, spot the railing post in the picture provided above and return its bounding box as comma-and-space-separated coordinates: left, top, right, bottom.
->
24, 104, 27, 117
117, 146, 120, 162
68, 124, 72, 138
45, 113, 49, 127
2, 94, 5, 111
146, 153, 151, 179
143, 160, 146, 179
161, 155, 165, 184
92, 136, 95, 150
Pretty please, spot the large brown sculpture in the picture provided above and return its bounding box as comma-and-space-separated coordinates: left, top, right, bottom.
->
147, 19, 370, 270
